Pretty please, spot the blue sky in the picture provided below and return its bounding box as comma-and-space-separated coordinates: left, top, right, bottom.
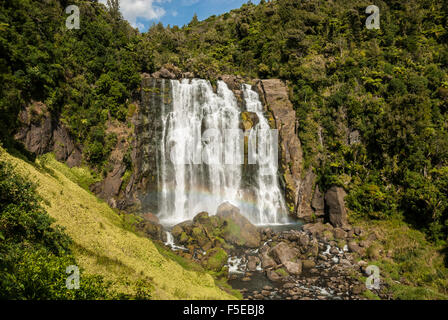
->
100, 0, 259, 31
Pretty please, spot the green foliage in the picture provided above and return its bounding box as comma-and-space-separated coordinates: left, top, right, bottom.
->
0, 0, 144, 169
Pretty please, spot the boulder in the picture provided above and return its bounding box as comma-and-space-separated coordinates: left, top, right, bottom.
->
302, 260, 316, 270
348, 241, 365, 256
142, 212, 160, 224
171, 220, 193, 239
333, 228, 347, 239
216, 202, 261, 248
269, 242, 299, 265
284, 261, 302, 275
298, 234, 309, 247
302, 222, 333, 237
247, 256, 261, 272
138, 219, 163, 240
266, 269, 282, 282
325, 186, 349, 228
202, 247, 228, 272
261, 252, 276, 269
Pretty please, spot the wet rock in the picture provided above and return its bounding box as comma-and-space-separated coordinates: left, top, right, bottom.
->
266, 269, 282, 282
330, 247, 340, 255
142, 212, 160, 224
247, 255, 261, 272
257, 79, 302, 214
241, 111, 259, 131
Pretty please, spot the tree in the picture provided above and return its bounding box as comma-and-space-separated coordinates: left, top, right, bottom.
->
106, 0, 121, 20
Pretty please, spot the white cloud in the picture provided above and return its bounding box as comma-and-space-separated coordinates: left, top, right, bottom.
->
99, 0, 168, 27
181, 0, 200, 6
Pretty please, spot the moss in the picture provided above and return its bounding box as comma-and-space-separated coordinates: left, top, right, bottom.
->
204, 247, 228, 272
222, 219, 243, 245
363, 290, 381, 300
275, 268, 288, 277
179, 232, 189, 243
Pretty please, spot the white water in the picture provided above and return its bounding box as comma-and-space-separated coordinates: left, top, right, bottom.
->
157, 79, 288, 226
164, 231, 187, 251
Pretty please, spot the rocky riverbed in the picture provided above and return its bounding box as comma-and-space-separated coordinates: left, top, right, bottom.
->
227, 227, 379, 300
137, 202, 387, 300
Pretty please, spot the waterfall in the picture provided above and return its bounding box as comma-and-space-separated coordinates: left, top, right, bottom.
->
156, 79, 288, 226
164, 231, 187, 251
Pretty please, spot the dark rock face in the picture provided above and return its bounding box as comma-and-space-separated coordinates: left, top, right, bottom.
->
119, 77, 172, 213
325, 186, 349, 228
14, 101, 82, 167
256, 79, 304, 215
90, 120, 134, 209
296, 170, 316, 222
311, 185, 325, 217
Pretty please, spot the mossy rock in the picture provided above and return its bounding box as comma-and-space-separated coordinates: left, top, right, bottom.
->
275, 268, 288, 277
203, 247, 228, 272
179, 232, 189, 244
241, 111, 259, 131
322, 229, 334, 241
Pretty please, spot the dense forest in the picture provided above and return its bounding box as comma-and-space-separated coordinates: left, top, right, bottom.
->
1, 0, 448, 299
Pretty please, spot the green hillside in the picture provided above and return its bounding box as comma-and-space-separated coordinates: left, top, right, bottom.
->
0, 147, 235, 299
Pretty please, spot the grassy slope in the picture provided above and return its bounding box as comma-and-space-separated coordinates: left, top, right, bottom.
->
0, 149, 234, 300
353, 219, 448, 300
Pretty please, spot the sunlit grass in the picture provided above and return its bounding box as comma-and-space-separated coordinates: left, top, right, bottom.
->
0, 148, 235, 300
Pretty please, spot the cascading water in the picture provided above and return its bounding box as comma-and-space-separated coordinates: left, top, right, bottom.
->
156, 79, 288, 226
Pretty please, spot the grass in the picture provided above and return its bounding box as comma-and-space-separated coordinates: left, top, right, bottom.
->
353, 218, 448, 300
0, 148, 236, 300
